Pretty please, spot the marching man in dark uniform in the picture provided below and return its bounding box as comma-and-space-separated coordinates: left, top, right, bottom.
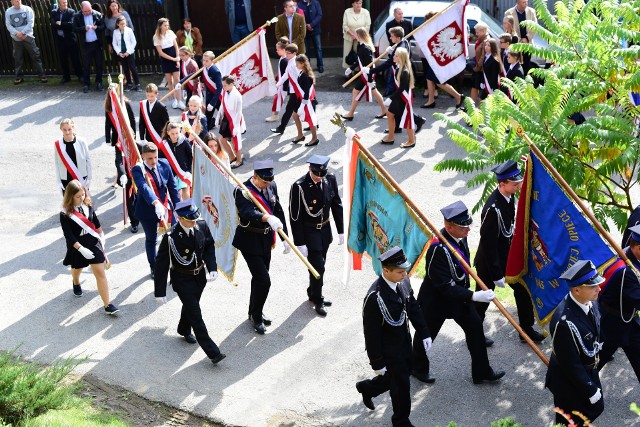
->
355, 247, 431, 427
233, 160, 290, 335
597, 224, 640, 380
289, 155, 343, 316
412, 201, 505, 385
154, 199, 226, 365
474, 160, 545, 344
546, 260, 605, 426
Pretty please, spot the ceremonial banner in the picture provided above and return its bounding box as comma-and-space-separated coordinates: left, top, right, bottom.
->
506, 150, 619, 324
413, 0, 469, 83
345, 135, 431, 275
110, 89, 139, 179
216, 28, 276, 107
192, 146, 238, 280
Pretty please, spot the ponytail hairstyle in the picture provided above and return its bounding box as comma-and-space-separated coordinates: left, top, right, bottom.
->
394, 47, 414, 89
295, 54, 315, 85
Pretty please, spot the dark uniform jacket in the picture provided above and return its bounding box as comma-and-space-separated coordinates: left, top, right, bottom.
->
50, 6, 77, 40
72, 10, 105, 43
481, 55, 501, 96
296, 72, 314, 101
474, 188, 515, 281
203, 65, 223, 108
289, 172, 343, 250
139, 100, 170, 143
363, 277, 429, 371
348, 43, 375, 82
622, 205, 640, 247
233, 179, 288, 255
417, 230, 473, 318
154, 220, 217, 298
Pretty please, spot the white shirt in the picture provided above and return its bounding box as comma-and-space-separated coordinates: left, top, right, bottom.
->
83, 14, 97, 42
154, 30, 176, 49
382, 275, 400, 293
569, 292, 592, 315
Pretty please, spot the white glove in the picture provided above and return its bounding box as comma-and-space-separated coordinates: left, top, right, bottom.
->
183, 171, 192, 183
472, 289, 496, 303
282, 241, 291, 254
301, 99, 310, 106
297, 245, 308, 257
338, 234, 344, 245
493, 277, 506, 288
361, 66, 370, 76
374, 367, 387, 376
232, 127, 239, 137
155, 296, 167, 304
267, 215, 283, 231
154, 202, 166, 220
209, 271, 218, 281
589, 388, 602, 404
206, 104, 214, 112
77, 245, 95, 260
383, 98, 391, 107
174, 83, 181, 91
344, 68, 352, 77
119, 175, 128, 186
385, 46, 394, 54
423, 337, 433, 353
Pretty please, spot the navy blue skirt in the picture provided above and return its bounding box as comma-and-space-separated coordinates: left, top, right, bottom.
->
160, 46, 179, 73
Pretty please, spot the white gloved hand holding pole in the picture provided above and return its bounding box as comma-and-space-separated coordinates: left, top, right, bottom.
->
208, 271, 218, 281
472, 290, 496, 303
385, 46, 394, 54
206, 103, 213, 112
344, 68, 352, 77
174, 83, 181, 91
77, 245, 95, 260
297, 245, 308, 257
493, 277, 506, 288
589, 388, 602, 404
154, 202, 166, 220
374, 367, 387, 376
267, 215, 283, 231
423, 337, 433, 353
383, 98, 391, 107
282, 241, 291, 254
155, 296, 167, 304
119, 175, 128, 187
361, 66, 370, 76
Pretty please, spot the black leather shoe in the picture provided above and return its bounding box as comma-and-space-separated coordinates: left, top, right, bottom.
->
150, 268, 155, 280
322, 299, 332, 307
182, 334, 197, 344
415, 116, 426, 134
73, 283, 83, 297
254, 322, 267, 334
484, 337, 494, 347
83, 85, 90, 93
211, 353, 226, 364
262, 314, 272, 326
380, 139, 394, 145
520, 327, 546, 343
130, 224, 139, 233
315, 304, 327, 316
355, 381, 375, 410
456, 94, 467, 110
318, 66, 324, 74
340, 114, 354, 121
473, 369, 505, 384
412, 371, 436, 384
421, 102, 436, 109
270, 128, 284, 135
383, 128, 402, 134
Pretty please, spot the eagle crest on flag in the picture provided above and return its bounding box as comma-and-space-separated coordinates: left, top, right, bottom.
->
230, 54, 266, 93
428, 22, 464, 66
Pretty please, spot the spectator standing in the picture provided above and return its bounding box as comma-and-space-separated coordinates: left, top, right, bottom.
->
73, 1, 105, 93
504, 0, 537, 73
342, 0, 370, 68
104, 0, 133, 57
112, 16, 140, 92
298, 0, 323, 73
154, 18, 183, 109
50, 0, 82, 84
384, 7, 412, 95
176, 18, 203, 67
502, 15, 519, 42
224, 0, 253, 45
276, 1, 306, 55
5, 0, 48, 85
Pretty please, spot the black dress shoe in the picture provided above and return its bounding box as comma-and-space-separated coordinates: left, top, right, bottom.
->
340, 114, 354, 121
308, 297, 332, 307
254, 322, 267, 334
315, 304, 327, 316
83, 85, 90, 93
73, 283, 83, 297
374, 113, 386, 119
130, 224, 139, 233
270, 128, 284, 135
412, 371, 436, 384
484, 337, 494, 347
182, 334, 197, 344
415, 116, 426, 134
473, 368, 505, 384
305, 139, 319, 147
150, 268, 155, 280
383, 128, 402, 134
262, 314, 272, 326
355, 381, 375, 410
421, 102, 436, 109
456, 94, 467, 110
292, 136, 305, 143
211, 353, 226, 364
304, 124, 319, 131
380, 139, 394, 145
520, 327, 546, 343
318, 66, 324, 74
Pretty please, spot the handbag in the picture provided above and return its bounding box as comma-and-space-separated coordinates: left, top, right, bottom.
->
345, 49, 358, 66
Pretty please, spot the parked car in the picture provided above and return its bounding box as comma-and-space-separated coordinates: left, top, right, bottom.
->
372, 1, 547, 77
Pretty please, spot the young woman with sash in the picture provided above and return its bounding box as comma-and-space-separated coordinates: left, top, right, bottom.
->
60, 180, 119, 314
177, 46, 200, 104
216, 75, 246, 169
158, 121, 193, 201
54, 118, 92, 194
291, 54, 319, 147
380, 48, 417, 148
480, 39, 504, 100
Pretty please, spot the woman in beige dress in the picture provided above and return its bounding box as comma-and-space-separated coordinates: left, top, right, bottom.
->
342, 0, 371, 68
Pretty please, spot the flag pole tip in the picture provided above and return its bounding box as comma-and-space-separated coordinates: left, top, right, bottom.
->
330, 113, 347, 132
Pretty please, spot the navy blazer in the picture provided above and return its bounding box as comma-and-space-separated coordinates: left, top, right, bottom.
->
131, 159, 180, 221
72, 10, 105, 43
139, 100, 169, 143
50, 6, 77, 40
203, 65, 223, 107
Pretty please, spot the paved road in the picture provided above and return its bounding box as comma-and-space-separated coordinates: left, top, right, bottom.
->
0, 66, 638, 427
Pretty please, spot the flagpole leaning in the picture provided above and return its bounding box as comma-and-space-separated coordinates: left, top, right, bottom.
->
182, 122, 321, 279
118, 70, 128, 228
160, 18, 279, 103
334, 114, 549, 365
510, 118, 640, 275
342, 0, 464, 88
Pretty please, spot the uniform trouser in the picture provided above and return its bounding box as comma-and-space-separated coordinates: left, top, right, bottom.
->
12, 37, 45, 78
307, 240, 330, 305
55, 35, 82, 80
357, 359, 413, 427
205, 99, 220, 131
553, 388, 604, 426
473, 267, 495, 321
115, 148, 138, 226
597, 322, 640, 381
140, 219, 159, 269
173, 275, 221, 359
82, 40, 103, 85
242, 251, 272, 323
412, 304, 490, 380
276, 94, 297, 132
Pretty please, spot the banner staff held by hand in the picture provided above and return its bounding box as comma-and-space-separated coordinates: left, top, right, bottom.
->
161, 17, 279, 103
182, 121, 320, 279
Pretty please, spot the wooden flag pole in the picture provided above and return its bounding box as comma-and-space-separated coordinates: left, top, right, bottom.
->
183, 122, 321, 279
160, 17, 279, 103
342, 0, 463, 88
117, 68, 128, 228
333, 113, 549, 365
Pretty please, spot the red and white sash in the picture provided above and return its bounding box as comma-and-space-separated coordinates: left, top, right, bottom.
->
67, 209, 110, 266
139, 100, 164, 146
55, 139, 87, 186
246, 186, 276, 248
144, 167, 173, 223
392, 68, 415, 130
180, 58, 197, 92
202, 66, 217, 95
290, 72, 317, 128
107, 91, 124, 153
355, 57, 372, 102
156, 138, 192, 187
220, 91, 243, 152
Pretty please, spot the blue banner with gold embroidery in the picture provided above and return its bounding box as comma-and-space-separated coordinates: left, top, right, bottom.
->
346, 146, 431, 275
506, 150, 618, 324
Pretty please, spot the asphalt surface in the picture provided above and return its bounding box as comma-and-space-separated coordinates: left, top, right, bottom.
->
0, 58, 638, 427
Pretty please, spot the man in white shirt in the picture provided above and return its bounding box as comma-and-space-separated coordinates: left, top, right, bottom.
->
72, 1, 105, 93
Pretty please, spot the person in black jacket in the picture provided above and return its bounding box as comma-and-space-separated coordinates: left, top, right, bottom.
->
50, 0, 82, 84
104, 89, 138, 232
139, 83, 170, 143
355, 247, 430, 427
480, 38, 503, 100
72, 1, 105, 93
622, 205, 640, 248
546, 260, 605, 427
159, 121, 193, 201
597, 224, 640, 380
474, 160, 545, 345
412, 201, 505, 385
290, 54, 319, 146
154, 199, 226, 365
501, 50, 525, 101
233, 160, 290, 335
384, 9, 413, 96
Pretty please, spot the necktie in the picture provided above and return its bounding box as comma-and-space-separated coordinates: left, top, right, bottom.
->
120, 33, 126, 54
78, 206, 85, 216
588, 307, 596, 326
152, 168, 160, 185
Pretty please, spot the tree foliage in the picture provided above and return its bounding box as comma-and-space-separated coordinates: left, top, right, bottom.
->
435, 0, 640, 231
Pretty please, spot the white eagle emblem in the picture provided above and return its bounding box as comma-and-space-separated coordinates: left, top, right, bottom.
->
231, 56, 264, 93
429, 25, 464, 64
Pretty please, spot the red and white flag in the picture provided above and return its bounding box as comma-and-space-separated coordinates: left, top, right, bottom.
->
216, 28, 276, 107
414, 0, 469, 83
